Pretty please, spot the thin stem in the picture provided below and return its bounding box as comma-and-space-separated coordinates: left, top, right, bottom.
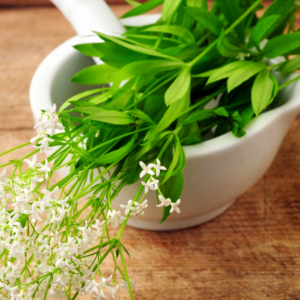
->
119, 246, 134, 300
0, 142, 31, 157
278, 74, 300, 91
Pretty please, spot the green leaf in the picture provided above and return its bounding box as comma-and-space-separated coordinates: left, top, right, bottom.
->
249, 15, 280, 48
227, 62, 265, 92
164, 66, 191, 106
214, 107, 229, 117
124, 0, 141, 7
162, 0, 183, 22
259, 0, 294, 38
185, 7, 223, 36
75, 146, 93, 163
216, 0, 244, 41
263, 32, 300, 58
207, 61, 248, 85
85, 108, 135, 125
145, 86, 190, 140
121, 0, 163, 18
102, 90, 135, 111
94, 32, 180, 62
160, 171, 184, 224
93, 42, 151, 69
71, 64, 118, 85
59, 89, 104, 111
181, 109, 215, 125
251, 68, 274, 115
126, 109, 156, 125
161, 135, 183, 184
73, 44, 103, 57
187, 0, 207, 9
144, 25, 195, 44
277, 55, 300, 74
93, 134, 137, 165
217, 30, 243, 58
111, 60, 183, 94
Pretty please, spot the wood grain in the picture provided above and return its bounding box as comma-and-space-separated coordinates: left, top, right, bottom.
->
0, 4, 300, 300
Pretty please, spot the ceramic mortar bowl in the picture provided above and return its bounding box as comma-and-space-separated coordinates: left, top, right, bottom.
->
30, 15, 300, 231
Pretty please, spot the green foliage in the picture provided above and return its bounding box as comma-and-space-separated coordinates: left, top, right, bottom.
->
58, 0, 300, 227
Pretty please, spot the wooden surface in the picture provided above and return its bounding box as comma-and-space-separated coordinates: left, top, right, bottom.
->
0, 0, 136, 7
1, 4, 300, 300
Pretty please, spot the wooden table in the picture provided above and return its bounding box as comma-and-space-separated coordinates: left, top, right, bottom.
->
1, 5, 300, 300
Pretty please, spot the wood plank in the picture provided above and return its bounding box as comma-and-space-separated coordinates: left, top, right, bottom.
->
0, 4, 300, 300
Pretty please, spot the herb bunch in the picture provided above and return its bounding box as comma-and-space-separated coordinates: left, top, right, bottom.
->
1, 0, 300, 299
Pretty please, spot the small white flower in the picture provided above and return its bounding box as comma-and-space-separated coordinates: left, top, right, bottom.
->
30, 176, 44, 189
139, 161, 155, 178
150, 176, 159, 189
32, 133, 54, 153
107, 209, 126, 228
45, 103, 57, 119
33, 117, 50, 131
23, 155, 43, 169
85, 279, 99, 296
58, 196, 70, 209
121, 279, 137, 290
42, 186, 58, 201
91, 219, 104, 235
152, 159, 167, 177
38, 159, 51, 179
120, 200, 135, 215
0, 186, 14, 207
108, 286, 117, 299
141, 180, 156, 194
156, 195, 171, 207
101, 275, 113, 288
0, 169, 10, 186
95, 289, 109, 300
44, 115, 64, 136
170, 199, 181, 213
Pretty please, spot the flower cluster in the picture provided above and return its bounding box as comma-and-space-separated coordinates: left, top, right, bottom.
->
120, 159, 181, 217
31, 104, 64, 152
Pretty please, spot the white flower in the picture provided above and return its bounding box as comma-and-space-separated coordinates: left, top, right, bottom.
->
85, 279, 99, 296
156, 195, 171, 207
170, 199, 181, 213
0, 169, 10, 186
6, 214, 20, 228
58, 196, 70, 209
23, 155, 43, 169
30, 176, 44, 189
141, 180, 156, 194
33, 117, 50, 131
108, 286, 117, 299
42, 186, 58, 201
121, 279, 137, 290
152, 159, 167, 177
101, 275, 113, 288
139, 161, 155, 178
32, 134, 54, 153
38, 159, 51, 179
91, 219, 104, 235
44, 115, 64, 136
95, 289, 108, 300
0, 186, 14, 207
120, 200, 134, 215
45, 103, 57, 119
107, 210, 125, 228
150, 176, 159, 189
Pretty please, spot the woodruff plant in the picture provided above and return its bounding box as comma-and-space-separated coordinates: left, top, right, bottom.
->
1, 0, 300, 299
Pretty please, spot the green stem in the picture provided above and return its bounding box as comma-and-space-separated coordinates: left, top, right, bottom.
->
278, 74, 300, 91
0, 142, 31, 157
119, 246, 134, 300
